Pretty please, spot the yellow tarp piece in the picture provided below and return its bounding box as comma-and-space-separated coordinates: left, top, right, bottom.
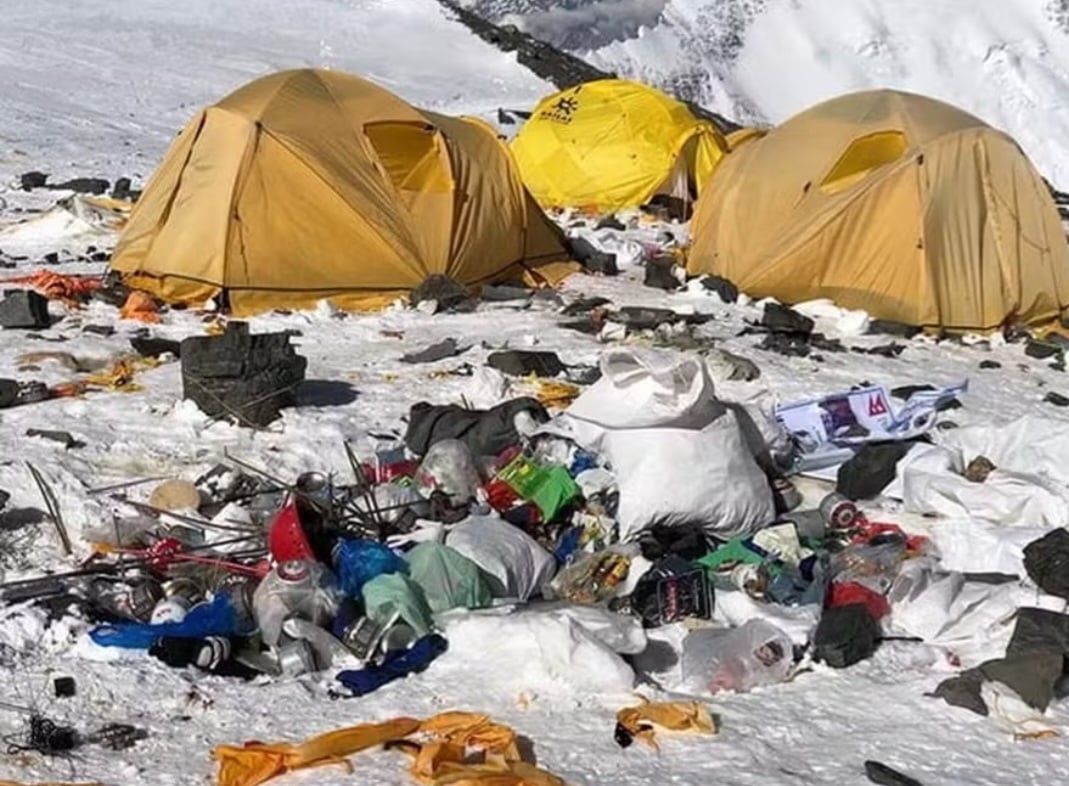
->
688, 89, 1069, 332
110, 69, 575, 317
213, 712, 572, 786
511, 79, 727, 212
214, 716, 421, 786
615, 696, 717, 751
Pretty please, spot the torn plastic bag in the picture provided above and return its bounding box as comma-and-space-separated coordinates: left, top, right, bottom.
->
90, 591, 254, 649
361, 572, 435, 637
445, 513, 556, 601
681, 619, 793, 694
333, 539, 408, 597
404, 542, 492, 614
253, 560, 342, 648
414, 439, 482, 504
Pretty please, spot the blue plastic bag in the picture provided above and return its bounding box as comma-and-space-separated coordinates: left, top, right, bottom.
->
333, 538, 408, 597
90, 592, 253, 649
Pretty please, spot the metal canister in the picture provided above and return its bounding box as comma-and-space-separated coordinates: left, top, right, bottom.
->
162, 577, 205, 606
125, 579, 165, 621
277, 638, 317, 676
295, 472, 332, 510
341, 615, 388, 662
819, 492, 859, 529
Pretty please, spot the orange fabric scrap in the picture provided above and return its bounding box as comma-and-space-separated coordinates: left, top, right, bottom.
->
119, 291, 161, 323
3, 270, 102, 304
615, 696, 717, 751
214, 716, 421, 786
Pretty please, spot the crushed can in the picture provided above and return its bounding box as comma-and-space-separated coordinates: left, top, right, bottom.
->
276, 637, 318, 676
124, 579, 164, 621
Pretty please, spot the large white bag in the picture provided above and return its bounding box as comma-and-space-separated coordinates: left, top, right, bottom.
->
445, 514, 556, 601
566, 348, 723, 432
605, 409, 775, 542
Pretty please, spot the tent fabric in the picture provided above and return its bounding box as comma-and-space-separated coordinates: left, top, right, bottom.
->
511, 79, 727, 212
110, 69, 575, 316
688, 89, 1069, 331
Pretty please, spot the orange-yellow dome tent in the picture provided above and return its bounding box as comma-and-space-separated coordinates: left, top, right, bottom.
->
511, 79, 727, 213
110, 69, 574, 316
688, 89, 1069, 332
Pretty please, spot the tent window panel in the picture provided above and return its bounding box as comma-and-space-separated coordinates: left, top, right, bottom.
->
364, 122, 452, 194
820, 131, 908, 194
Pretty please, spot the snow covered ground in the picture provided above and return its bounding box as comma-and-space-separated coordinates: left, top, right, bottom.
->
3, 2, 1069, 785
472, 0, 1069, 188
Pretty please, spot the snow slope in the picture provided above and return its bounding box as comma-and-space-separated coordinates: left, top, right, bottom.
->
472, 0, 1069, 187
0, 0, 550, 190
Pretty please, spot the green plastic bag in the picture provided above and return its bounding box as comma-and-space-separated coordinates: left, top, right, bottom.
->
361, 573, 435, 636
405, 542, 492, 614
498, 455, 580, 521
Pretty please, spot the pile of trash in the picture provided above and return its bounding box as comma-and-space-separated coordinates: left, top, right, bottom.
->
4, 342, 1069, 780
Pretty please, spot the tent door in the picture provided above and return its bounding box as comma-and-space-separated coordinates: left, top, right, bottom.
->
364, 121, 454, 272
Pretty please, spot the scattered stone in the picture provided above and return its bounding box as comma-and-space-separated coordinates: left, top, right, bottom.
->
567, 236, 618, 276
964, 455, 996, 483
486, 350, 565, 377
0, 488, 8, 510
935, 420, 959, 430
853, 343, 905, 358
595, 215, 626, 231
891, 384, 935, 399
47, 177, 110, 195
1044, 391, 1069, 407
82, 324, 116, 337
400, 338, 470, 364
864, 760, 925, 786
0, 379, 19, 408
111, 177, 141, 201
480, 284, 532, 302
90, 250, 111, 263
20, 171, 49, 190
25, 429, 85, 449
1025, 339, 1062, 360
531, 288, 564, 307
867, 319, 921, 338
130, 336, 182, 358
643, 256, 681, 291
410, 274, 473, 313
0, 290, 51, 329
759, 332, 811, 357
979, 360, 1002, 369
700, 275, 739, 304
761, 302, 814, 335
561, 296, 611, 316
180, 322, 308, 428
1052, 359, 1067, 373
91, 276, 133, 308
42, 252, 59, 265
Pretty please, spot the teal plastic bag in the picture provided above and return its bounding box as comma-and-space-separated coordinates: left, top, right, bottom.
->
406, 542, 492, 614
361, 572, 435, 637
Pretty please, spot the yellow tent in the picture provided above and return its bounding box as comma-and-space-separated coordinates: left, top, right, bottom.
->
511, 79, 727, 213
688, 90, 1069, 332
110, 69, 575, 316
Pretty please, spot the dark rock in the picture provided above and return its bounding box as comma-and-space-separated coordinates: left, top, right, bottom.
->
180, 322, 307, 428
864, 760, 925, 786
979, 360, 1002, 369
25, 429, 85, 449
643, 256, 680, 291
480, 284, 531, 302
90, 251, 110, 263
595, 215, 626, 231
1044, 391, 1069, 407
0, 488, 8, 510
130, 336, 182, 358
561, 296, 611, 316
613, 306, 682, 330
867, 319, 921, 338
91, 278, 133, 308
813, 603, 880, 668
111, 177, 136, 201
700, 275, 739, 303
810, 334, 847, 353
47, 177, 109, 195
1053, 359, 1067, 373
759, 332, 811, 357
1026, 339, 1062, 359
410, 274, 472, 312
20, 171, 49, 190
0, 379, 19, 408
762, 302, 814, 335
567, 236, 618, 276
0, 290, 50, 329
486, 350, 565, 377
82, 324, 116, 337
42, 252, 59, 265
559, 318, 600, 335
854, 343, 905, 358
400, 338, 470, 364
891, 384, 935, 399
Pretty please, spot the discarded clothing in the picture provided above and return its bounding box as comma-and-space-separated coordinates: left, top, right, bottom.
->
761, 302, 814, 334
700, 275, 739, 303
119, 291, 160, 322
335, 634, 447, 697
91, 592, 253, 649
405, 398, 548, 458
1023, 528, 1069, 600
813, 603, 880, 668
614, 696, 717, 750
486, 350, 565, 378
837, 442, 915, 500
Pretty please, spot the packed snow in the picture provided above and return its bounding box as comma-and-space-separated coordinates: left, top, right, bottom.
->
3, 2, 1069, 786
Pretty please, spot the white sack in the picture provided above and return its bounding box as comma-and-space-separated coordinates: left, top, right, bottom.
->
937, 414, 1069, 487
445, 513, 556, 601
929, 519, 1049, 576
680, 619, 794, 695
605, 409, 775, 542
713, 589, 821, 645
565, 348, 723, 432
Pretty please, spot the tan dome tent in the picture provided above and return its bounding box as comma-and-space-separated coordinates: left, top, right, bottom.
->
110, 69, 574, 316
688, 90, 1069, 331
511, 79, 727, 214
